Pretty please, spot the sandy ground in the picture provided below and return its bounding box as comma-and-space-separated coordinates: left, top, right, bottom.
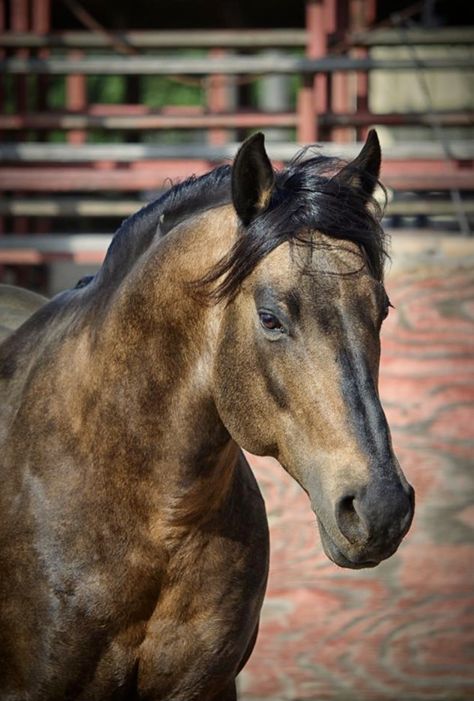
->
240, 239, 474, 700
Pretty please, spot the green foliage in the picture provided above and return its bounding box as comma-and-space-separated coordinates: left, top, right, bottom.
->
48, 76, 66, 109
87, 75, 126, 104
141, 76, 203, 109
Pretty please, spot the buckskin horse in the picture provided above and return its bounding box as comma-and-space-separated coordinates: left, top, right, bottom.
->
0, 131, 414, 700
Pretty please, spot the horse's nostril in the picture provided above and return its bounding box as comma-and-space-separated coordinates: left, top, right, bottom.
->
336, 484, 415, 548
336, 495, 369, 545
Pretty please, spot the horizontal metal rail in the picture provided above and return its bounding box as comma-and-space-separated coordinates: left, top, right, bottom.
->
0, 234, 112, 265
2, 55, 473, 75
1, 141, 473, 162
1, 110, 472, 131
0, 164, 214, 191
1, 27, 473, 49
319, 111, 474, 128
1, 164, 472, 192
0, 29, 308, 49
386, 199, 474, 216
0, 111, 299, 131
344, 27, 474, 47
1, 197, 473, 219
0, 198, 144, 217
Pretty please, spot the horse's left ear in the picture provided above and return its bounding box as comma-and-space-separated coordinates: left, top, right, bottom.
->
335, 129, 381, 200
232, 132, 275, 226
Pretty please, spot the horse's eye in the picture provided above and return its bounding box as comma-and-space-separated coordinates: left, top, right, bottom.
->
259, 311, 284, 332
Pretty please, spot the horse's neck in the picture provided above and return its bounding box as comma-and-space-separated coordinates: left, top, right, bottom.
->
75, 209, 238, 523
0, 206, 239, 524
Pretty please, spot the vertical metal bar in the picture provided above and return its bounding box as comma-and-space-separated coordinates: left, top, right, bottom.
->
322, 0, 337, 142
323, 0, 337, 33
307, 0, 325, 114
207, 48, 231, 146
331, 73, 352, 142
298, 0, 320, 143
33, 0, 51, 247
352, 0, 376, 141
297, 76, 315, 143
12, 0, 29, 241
331, 0, 353, 143
67, 50, 87, 144
31, 0, 50, 126
32, 0, 50, 34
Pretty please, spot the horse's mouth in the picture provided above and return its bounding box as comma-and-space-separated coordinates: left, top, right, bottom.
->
317, 518, 383, 570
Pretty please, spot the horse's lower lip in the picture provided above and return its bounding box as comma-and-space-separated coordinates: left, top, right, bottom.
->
317, 518, 382, 570
326, 546, 380, 570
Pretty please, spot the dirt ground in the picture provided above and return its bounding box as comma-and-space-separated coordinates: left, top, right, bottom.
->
240, 252, 474, 700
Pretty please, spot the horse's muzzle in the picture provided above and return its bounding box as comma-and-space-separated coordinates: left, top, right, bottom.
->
316, 482, 415, 569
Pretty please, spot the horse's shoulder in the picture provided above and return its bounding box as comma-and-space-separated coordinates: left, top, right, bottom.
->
0, 284, 48, 343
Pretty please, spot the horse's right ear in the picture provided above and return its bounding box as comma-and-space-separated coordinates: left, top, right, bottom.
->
232, 132, 275, 226
335, 129, 381, 201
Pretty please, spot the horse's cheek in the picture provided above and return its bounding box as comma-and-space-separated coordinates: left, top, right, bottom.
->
213, 323, 273, 456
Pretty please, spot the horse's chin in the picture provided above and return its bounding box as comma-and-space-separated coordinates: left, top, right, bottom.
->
317, 517, 381, 570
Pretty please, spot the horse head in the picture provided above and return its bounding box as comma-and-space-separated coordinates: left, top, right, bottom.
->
209, 132, 414, 569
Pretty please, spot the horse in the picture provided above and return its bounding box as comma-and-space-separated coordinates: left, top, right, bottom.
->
0, 131, 414, 701
0, 284, 47, 343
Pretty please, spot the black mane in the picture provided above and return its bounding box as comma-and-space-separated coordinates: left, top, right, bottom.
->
95, 150, 386, 297
94, 165, 231, 288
